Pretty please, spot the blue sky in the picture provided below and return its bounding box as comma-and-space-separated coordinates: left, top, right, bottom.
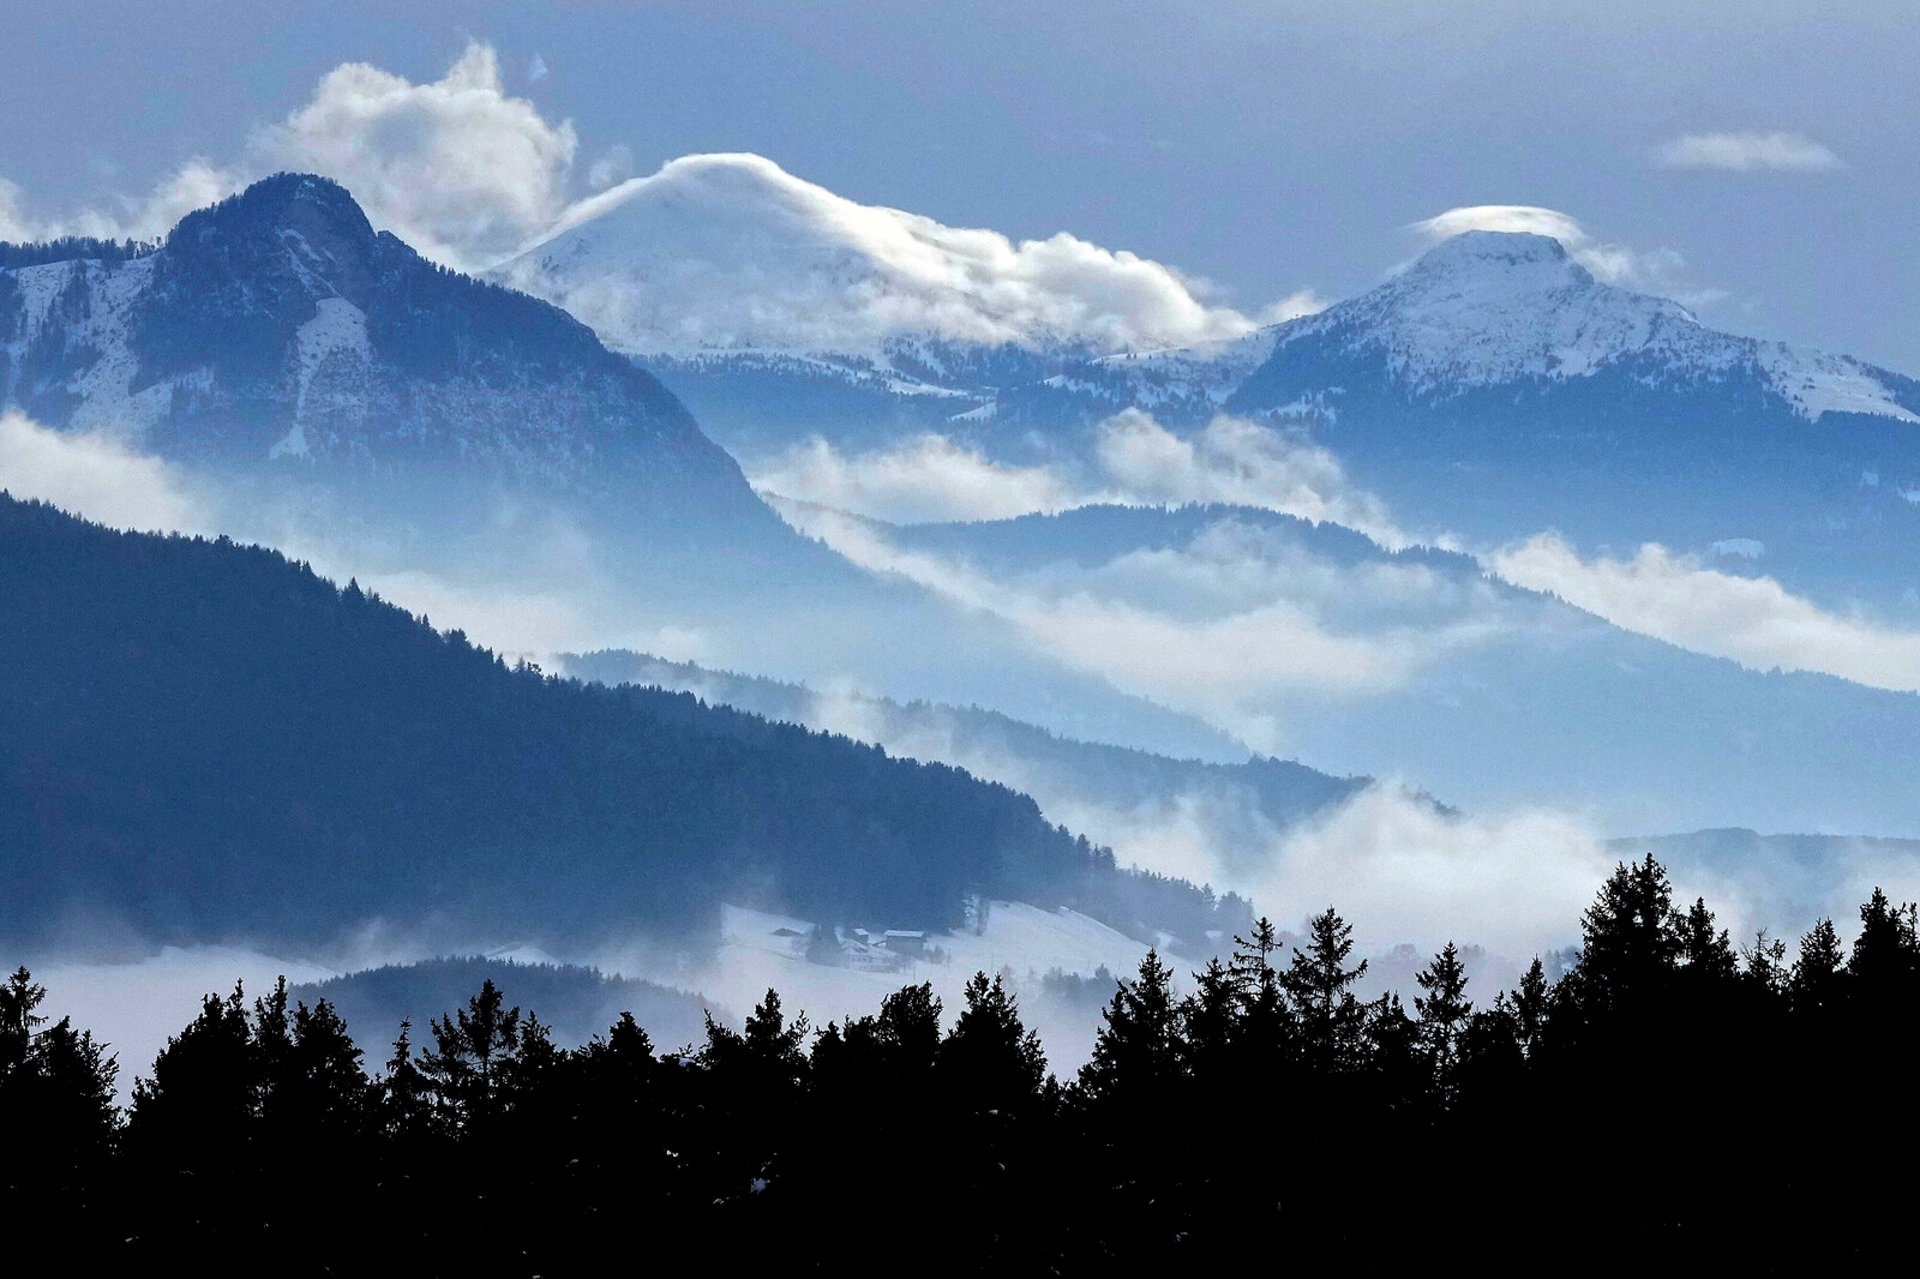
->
5, 1, 1914, 369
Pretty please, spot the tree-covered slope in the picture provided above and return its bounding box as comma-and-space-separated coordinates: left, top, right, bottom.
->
0, 494, 1242, 950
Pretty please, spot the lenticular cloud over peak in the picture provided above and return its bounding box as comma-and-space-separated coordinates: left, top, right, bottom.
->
498, 151, 1312, 357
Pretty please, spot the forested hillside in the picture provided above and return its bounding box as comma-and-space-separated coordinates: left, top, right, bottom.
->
0, 494, 1245, 949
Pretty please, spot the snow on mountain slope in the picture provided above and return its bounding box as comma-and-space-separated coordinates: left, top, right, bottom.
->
1209, 229, 1920, 611
0, 174, 761, 518
493, 152, 1296, 361
1080, 324, 1287, 414
1249, 230, 1919, 424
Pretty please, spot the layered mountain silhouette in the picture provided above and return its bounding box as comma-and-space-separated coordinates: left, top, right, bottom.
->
565, 648, 1376, 878
828, 502, 1920, 835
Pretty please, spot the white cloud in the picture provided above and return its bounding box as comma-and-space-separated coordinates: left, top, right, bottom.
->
9, 45, 1311, 355
586, 144, 635, 192
1490, 533, 1920, 693
0, 411, 208, 533
1414, 204, 1591, 249
1253, 290, 1327, 327
752, 434, 1079, 524
1095, 411, 1412, 548
795, 705, 1612, 958
769, 492, 1495, 752
501, 151, 1310, 356
1410, 204, 1718, 305
1245, 784, 1614, 956
1656, 131, 1844, 173
0, 160, 242, 245
527, 53, 550, 85
250, 43, 579, 270
751, 411, 1415, 548
0, 177, 38, 241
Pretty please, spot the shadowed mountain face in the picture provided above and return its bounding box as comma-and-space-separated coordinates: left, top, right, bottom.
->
0, 174, 775, 540
0, 493, 1246, 953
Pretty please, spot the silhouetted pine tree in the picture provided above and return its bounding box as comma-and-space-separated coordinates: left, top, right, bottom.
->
0, 969, 119, 1237
422, 977, 523, 1134
1229, 916, 1293, 1068
938, 971, 1046, 1113
1284, 907, 1368, 1074
1740, 930, 1791, 997
1414, 940, 1472, 1099
1079, 950, 1182, 1103
1790, 917, 1846, 1016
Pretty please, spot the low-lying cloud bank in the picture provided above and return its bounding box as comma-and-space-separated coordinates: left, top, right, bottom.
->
757, 414, 1512, 751
752, 434, 1080, 525
752, 410, 1411, 547
771, 498, 1484, 753
1491, 533, 1920, 693
1095, 411, 1410, 548
0, 411, 209, 533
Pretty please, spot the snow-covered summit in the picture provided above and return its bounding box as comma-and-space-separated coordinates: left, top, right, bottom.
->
493, 152, 1282, 360
1258, 230, 1918, 424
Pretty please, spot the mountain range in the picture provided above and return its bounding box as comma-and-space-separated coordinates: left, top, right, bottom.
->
503, 175, 1920, 613
9, 163, 1920, 972
799, 501, 1920, 835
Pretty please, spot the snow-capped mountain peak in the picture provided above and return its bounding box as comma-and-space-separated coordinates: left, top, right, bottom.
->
1254, 229, 1917, 424
1396, 228, 1590, 287
1278, 230, 1705, 392
492, 152, 1277, 360
0, 173, 765, 516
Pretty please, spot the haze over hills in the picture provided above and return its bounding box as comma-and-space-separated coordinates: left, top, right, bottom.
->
782, 501, 1920, 837
564, 648, 1375, 885
7, 157, 1920, 974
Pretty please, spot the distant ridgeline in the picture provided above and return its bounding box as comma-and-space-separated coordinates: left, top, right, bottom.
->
566, 647, 1374, 834
0, 495, 1247, 951
291, 957, 717, 1056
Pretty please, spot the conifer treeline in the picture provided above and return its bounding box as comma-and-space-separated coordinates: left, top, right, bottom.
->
5, 856, 1916, 1272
